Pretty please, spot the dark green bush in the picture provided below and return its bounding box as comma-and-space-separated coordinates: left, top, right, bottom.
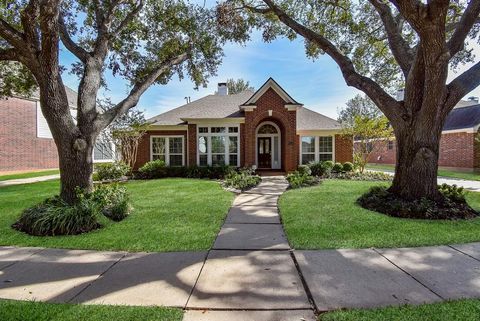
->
92, 184, 132, 221
94, 162, 131, 181
323, 160, 334, 170
357, 185, 478, 220
224, 169, 261, 191
137, 162, 234, 180
298, 165, 312, 176
138, 159, 167, 179
438, 183, 465, 203
286, 171, 318, 189
14, 193, 101, 236
307, 162, 325, 176
342, 162, 354, 172
327, 171, 392, 181
332, 162, 344, 173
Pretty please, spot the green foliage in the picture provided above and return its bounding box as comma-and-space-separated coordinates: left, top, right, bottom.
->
94, 162, 131, 181
286, 171, 318, 189
357, 185, 478, 220
332, 162, 344, 173
138, 160, 167, 178
137, 161, 234, 179
307, 162, 329, 177
92, 184, 132, 221
338, 94, 381, 126
14, 194, 100, 236
342, 162, 354, 172
327, 171, 392, 181
298, 164, 312, 176
323, 160, 334, 170
439, 183, 466, 203
226, 78, 255, 94
224, 168, 261, 191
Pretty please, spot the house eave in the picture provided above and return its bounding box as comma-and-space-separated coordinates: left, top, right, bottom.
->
181, 117, 245, 124
147, 124, 188, 131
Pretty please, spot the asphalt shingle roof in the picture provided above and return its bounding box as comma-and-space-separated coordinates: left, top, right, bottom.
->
443, 104, 480, 131
296, 107, 341, 130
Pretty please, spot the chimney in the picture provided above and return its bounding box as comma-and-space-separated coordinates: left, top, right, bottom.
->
217, 82, 228, 96
468, 96, 479, 103
396, 89, 404, 101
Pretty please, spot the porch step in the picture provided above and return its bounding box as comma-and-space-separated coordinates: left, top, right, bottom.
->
257, 170, 286, 177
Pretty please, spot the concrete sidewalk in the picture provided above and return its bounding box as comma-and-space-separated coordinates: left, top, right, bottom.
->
1, 177, 480, 321
0, 174, 60, 187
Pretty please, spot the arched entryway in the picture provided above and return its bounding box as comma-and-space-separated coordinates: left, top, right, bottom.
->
255, 121, 281, 169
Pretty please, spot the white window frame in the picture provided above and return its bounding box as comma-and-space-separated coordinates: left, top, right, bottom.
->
150, 135, 185, 166
196, 125, 241, 167
299, 135, 335, 164
93, 140, 116, 163
255, 121, 281, 169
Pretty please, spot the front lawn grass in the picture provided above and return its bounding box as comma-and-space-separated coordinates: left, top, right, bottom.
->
320, 299, 480, 321
279, 179, 480, 249
0, 178, 233, 252
367, 163, 480, 181
0, 169, 59, 182
0, 299, 182, 321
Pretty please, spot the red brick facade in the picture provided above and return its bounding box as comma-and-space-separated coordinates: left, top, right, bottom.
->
135, 130, 188, 170
0, 97, 59, 171
367, 131, 480, 170
335, 134, 354, 163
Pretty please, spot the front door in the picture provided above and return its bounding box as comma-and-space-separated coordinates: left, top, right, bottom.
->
258, 137, 272, 168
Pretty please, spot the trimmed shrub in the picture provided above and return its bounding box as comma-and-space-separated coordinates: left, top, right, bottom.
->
92, 184, 132, 221
326, 171, 392, 181
286, 171, 318, 189
14, 194, 101, 236
323, 160, 334, 170
138, 160, 167, 179
94, 162, 131, 181
137, 162, 234, 180
307, 162, 325, 176
332, 162, 344, 173
439, 183, 465, 203
224, 169, 261, 191
357, 185, 478, 220
342, 162, 354, 172
298, 165, 312, 176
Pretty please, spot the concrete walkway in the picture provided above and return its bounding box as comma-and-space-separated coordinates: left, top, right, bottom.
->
0, 174, 60, 187
1, 177, 480, 320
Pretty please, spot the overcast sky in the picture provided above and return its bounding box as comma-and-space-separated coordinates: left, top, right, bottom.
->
59, 11, 480, 121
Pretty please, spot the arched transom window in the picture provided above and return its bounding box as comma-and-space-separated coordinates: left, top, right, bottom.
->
258, 124, 278, 134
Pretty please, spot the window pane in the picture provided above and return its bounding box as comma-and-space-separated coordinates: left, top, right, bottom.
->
229, 154, 238, 166
152, 137, 166, 155
229, 136, 238, 153
258, 124, 277, 134
199, 127, 208, 133
211, 127, 226, 133
199, 154, 208, 166
153, 154, 165, 161
212, 154, 225, 166
318, 154, 333, 161
169, 155, 183, 166
211, 136, 226, 153
302, 154, 315, 164
169, 137, 183, 154
198, 136, 207, 154
319, 136, 333, 153
302, 136, 315, 153
228, 127, 239, 133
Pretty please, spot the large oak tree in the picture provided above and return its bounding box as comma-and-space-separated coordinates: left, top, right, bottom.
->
0, 0, 224, 203
220, 0, 480, 206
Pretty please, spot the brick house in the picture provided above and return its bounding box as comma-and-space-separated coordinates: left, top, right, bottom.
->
136, 78, 353, 172
0, 87, 115, 172
368, 99, 480, 171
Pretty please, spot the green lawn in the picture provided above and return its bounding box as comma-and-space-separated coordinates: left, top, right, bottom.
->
366, 163, 480, 181
0, 299, 182, 321
0, 169, 59, 182
320, 299, 480, 321
279, 179, 480, 249
0, 178, 233, 252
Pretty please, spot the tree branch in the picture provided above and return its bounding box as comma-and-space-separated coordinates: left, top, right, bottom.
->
260, 0, 404, 123
98, 53, 189, 127
447, 0, 480, 57
20, 0, 40, 51
0, 48, 18, 61
446, 60, 480, 110
111, 0, 144, 37
368, 0, 414, 76
0, 18, 26, 50
58, 15, 89, 63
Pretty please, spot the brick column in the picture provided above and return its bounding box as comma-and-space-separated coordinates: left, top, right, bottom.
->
188, 124, 197, 166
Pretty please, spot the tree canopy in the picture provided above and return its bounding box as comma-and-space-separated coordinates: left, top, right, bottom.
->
338, 94, 381, 126
226, 78, 255, 94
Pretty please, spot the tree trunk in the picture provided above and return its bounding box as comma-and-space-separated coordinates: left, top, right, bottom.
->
389, 123, 443, 201
58, 138, 94, 204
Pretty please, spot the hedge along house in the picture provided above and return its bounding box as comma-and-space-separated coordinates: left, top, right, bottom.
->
136, 78, 353, 172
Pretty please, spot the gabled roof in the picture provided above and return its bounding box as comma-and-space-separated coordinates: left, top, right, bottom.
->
148, 91, 253, 125
297, 107, 341, 131
240, 77, 302, 107
443, 104, 480, 131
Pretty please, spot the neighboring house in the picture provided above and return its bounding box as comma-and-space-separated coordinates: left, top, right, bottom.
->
368, 98, 480, 170
136, 78, 353, 172
0, 87, 115, 172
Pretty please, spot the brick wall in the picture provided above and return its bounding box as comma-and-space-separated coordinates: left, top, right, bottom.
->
134, 130, 188, 170
366, 132, 479, 169
0, 97, 59, 171
187, 124, 196, 166
335, 134, 353, 163
243, 88, 298, 172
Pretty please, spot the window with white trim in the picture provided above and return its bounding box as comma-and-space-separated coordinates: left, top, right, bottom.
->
151, 136, 184, 166
197, 125, 240, 166
300, 136, 334, 164
93, 140, 115, 162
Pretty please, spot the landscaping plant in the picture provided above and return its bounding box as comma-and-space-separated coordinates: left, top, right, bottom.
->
286, 171, 318, 189
92, 184, 132, 222
137, 161, 235, 180
224, 168, 261, 191
94, 162, 131, 181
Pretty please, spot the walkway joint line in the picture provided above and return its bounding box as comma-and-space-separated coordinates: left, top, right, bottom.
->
448, 245, 480, 263
290, 251, 319, 315
372, 248, 445, 300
